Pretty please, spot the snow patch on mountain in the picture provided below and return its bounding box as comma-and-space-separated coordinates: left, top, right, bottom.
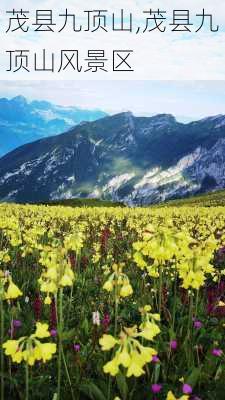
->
187, 138, 225, 186
215, 118, 225, 129
88, 188, 101, 198
135, 147, 201, 191
43, 148, 74, 175
103, 173, 135, 194
0, 153, 50, 184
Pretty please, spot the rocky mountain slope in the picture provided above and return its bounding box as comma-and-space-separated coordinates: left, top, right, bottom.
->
0, 95, 106, 156
0, 112, 225, 205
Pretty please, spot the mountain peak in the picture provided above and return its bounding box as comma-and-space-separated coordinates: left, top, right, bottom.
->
198, 114, 224, 123
121, 111, 134, 117
109, 111, 134, 120
1, 110, 225, 204
12, 95, 27, 106
30, 99, 53, 109
0, 96, 107, 157
151, 113, 176, 123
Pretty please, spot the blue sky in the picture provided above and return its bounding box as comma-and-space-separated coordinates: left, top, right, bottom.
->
0, 80, 225, 122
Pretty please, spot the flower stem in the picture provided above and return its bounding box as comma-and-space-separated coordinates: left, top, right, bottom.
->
159, 265, 163, 315
0, 298, 4, 400
25, 363, 29, 400
195, 290, 199, 317
57, 288, 63, 400
61, 347, 75, 400
172, 273, 177, 330
188, 293, 193, 338
114, 298, 118, 337
107, 288, 119, 400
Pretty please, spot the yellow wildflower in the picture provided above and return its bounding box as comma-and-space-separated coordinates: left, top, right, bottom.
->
5, 279, 22, 300
35, 322, 50, 338
99, 307, 159, 377
44, 295, 52, 305
99, 334, 118, 350
120, 284, 133, 297
3, 322, 56, 366
167, 391, 189, 400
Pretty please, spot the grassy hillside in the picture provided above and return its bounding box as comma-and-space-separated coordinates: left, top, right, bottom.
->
160, 189, 225, 207
41, 198, 125, 207
28, 189, 225, 208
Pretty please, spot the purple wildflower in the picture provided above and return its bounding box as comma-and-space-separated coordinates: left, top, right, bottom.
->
50, 329, 57, 337
170, 340, 178, 350
33, 293, 42, 321
102, 312, 110, 331
152, 355, 160, 363
73, 343, 81, 352
151, 384, 162, 394
13, 319, 22, 328
193, 320, 203, 329
212, 348, 223, 357
182, 384, 192, 395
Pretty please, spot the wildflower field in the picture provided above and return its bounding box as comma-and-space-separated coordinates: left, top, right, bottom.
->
0, 203, 225, 400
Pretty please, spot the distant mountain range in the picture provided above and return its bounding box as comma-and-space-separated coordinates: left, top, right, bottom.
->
1, 111, 225, 205
0, 95, 106, 156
